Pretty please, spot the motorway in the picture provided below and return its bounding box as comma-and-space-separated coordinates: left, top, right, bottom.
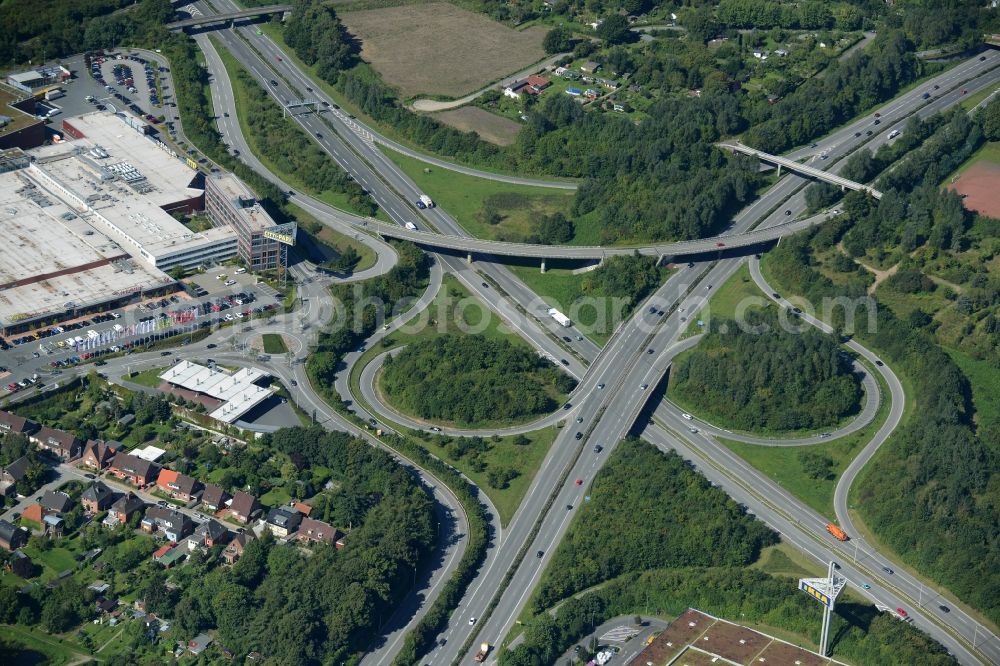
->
159, 9, 1000, 663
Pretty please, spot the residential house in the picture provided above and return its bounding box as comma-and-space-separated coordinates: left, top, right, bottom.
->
109, 452, 159, 487
153, 543, 187, 567
191, 520, 228, 550
6, 549, 35, 577
142, 506, 193, 542
0, 410, 38, 436
188, 633, 213, 655
0, 455, 30, 497
502, 81, 527, 99
291, 501, 313, 517
228, 491, 258, 524
95, 597, 118, 615
613, 103, 626, 113
31, 426, 82, 461
222, 532, 254, 565
774, 48, 788, 57
42, 514, 64, 537
752, 50, 769, 60
40, 490, 73, 515
584, 89, 599, 100
0, 519, 26, 550
264, 507, 301, 538
156, 470, 201, 503
295, 517, 339, 546
580, 61, 601, 73
526, 75, 551, 94
80, 439, 121, 471
81, 482, 115, 513
200, 484, 228, 512
22, 503, 43, 525
106, 492, 145, 527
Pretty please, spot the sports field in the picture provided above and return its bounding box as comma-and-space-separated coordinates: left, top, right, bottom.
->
340, 3, 546, 98
947, 142, 1000, 218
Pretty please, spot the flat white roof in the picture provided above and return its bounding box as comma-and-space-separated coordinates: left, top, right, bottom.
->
160, 360, 273, 424
208, 173, 276, 232
132, 445, 166, 462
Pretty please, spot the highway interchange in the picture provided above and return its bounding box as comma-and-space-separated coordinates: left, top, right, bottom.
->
13, 5, 1000, 664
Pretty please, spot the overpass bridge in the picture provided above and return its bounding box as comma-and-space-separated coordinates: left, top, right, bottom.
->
720, 142, 883, 199
359, 211, 836, 263
167, 4, 291, 30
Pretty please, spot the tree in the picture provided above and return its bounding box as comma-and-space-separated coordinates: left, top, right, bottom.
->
543, 26, 572, 54
799, 451, 835, 480
596, 15, 630, 44
536, 212, 575, 244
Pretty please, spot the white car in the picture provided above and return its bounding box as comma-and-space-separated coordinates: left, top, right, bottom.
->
225, 279, 237, 286
468, 617, 476, 626
224, 314, 234, 321
682, 413, 693, 420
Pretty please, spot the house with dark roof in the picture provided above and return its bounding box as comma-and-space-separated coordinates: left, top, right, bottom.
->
0, 410, 38, 436
31, 426, 82, 461
156, 470, 201, 503
222, 532, 254, 565
141, 506, 193, 542
81, 481, 115, 513
200, 484, 228, 512
40, 490, 73, 515
108, 452, 159, 487
0, 455, 30, 497
191, 519, 229, 550
80, 440, 121, 471
6, 549, 35, 577
228, 491, 258, 524
105, 493, 145, 527
0, 519, 26, 551
295, 517, 340, 546
265, 507, 301, 538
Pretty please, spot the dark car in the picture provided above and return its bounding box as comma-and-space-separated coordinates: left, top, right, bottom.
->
562, 336, 571, 342
206, 343, 217, 349
315, 132, 322, 139
854, 131, 861, 137
939, 605, 950, 613
560, 358, 569, 366
566, 504, 573, 510
160, 351, 171, 356
563, 403, 572, 410
922, 92, 930, 99
883, 566, 894, 574
647, 348, 654, 354
594, 445, 603, 453
536, 550, 544, 558
784, 209, 792, 215
574, 432, 582, 440
873, 118, 880, 125
866, 130, 873, 136
980, 56, 987, 61
875, 360, 884, 367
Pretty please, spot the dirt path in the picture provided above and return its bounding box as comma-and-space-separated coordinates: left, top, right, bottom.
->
836, 242, 898, 294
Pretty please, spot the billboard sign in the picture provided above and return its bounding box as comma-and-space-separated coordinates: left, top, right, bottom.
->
264, 222, 297, 246
799, 580, 834, 608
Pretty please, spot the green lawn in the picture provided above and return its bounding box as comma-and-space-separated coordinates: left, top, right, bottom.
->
946, 347, 1000, 428
21, 545, 78, 578
682, 261, 774, 338
261, 333, 289, 354
125, 367, 167, 388
960, 85, 999, 111
0, 623, 90, 665
751, 541, 825, 579
944, 140, 1000, 181
292, 202, 378, 273
378, 147, 587, 243
259, 487, 291, 508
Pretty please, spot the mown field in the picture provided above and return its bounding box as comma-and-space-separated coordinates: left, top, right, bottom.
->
340, 3, 546, 98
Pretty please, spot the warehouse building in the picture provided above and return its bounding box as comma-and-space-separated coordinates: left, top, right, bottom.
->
5, 66, 71, 93
0, 111, 240, 335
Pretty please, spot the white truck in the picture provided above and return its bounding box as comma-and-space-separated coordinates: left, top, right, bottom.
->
418, 194, 434, 208
548, 307, 572, 327
44, 88, 64, 101
404, 221, 418, 231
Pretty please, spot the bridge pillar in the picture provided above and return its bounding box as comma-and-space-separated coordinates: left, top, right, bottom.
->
841, 185, 846, 192
540, 259, 546, 274
466, 253, 473, 264
776, 164, 781, 177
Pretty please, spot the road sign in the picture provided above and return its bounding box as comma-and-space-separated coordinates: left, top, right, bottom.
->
264, 222, 297, 246
799, 580, 834, 608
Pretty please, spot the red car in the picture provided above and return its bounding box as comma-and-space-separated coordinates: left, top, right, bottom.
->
896, 607, 908, 618
716, 242, 725, 247
575, 479, 583, 486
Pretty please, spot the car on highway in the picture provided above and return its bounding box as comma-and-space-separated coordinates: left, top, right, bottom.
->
875, 360, 884, 366
934, 84, 940, 89
640, 383, 648, 390
566, 504, 573, 510
468, 618, 476, 626
939, 605, 950, 613
896, 607, 908, 618
562, 336, 571, 342
574, 432, 582, 440
689, 427, 698, 434
784, 209, 791, 215
315, 132, 322, 139
716, 242, 725, 247
207, 343, 217, 349
866, 130, 873, 136
647, 348, 654, 354
415, 200, 426, 209
682, 413, 693, 420
980, 56, 986, 61
160, 351, 171, 356
560, 358, 569, 366
883, 566, 894, 574
861, 583, 871, 590
576, 416, 583, 423
269, 79, 277, 86
84, 473, 96, 480
597, 383, 605, 389
922, 92, 930, 99
430, 427, 441, 432
594, 445, 603, 453
536, 550, 544, 558
854, 131, 861, 137
575, 479, 583, 486
961, 89, 968, 95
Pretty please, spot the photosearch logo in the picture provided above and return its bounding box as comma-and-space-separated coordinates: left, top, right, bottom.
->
691, 294, 879, 337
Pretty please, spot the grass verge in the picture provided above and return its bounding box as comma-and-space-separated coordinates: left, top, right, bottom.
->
262, 333, 289, 354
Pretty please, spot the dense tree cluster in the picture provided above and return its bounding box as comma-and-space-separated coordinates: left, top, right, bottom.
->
672, 312, 862, 431
382, 334, 574, 425
533, 440, 776, 610
283, 0, 356, 83
580, 254, 662, 308
743, 32, 922, 153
